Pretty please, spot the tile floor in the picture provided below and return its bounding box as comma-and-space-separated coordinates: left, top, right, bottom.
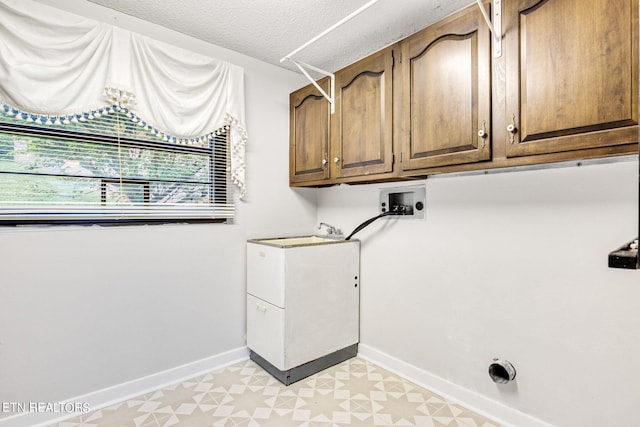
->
52, 357, 500, 427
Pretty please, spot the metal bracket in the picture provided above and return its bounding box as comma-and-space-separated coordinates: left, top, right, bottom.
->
286, 58, 336, 114
476, 0, 502, 58
280, 0, 381, 115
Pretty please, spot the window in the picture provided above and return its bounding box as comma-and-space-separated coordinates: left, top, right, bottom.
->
0, 104, 234, 224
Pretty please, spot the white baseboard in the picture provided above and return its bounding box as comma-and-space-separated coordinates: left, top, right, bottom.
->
2, 345, 553, 427
357, 344, 555, 427
0, 346, 249, 427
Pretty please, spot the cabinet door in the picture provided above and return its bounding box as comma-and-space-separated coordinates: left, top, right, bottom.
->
289, 78, 331, 184
505, 0, 638, 157
332, 46, 395, 179
400, 3, 491, 171
246, 243, 285, 308
246, 294, 285, 370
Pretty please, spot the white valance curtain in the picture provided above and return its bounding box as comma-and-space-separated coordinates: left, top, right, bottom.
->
0, 0, 246, 197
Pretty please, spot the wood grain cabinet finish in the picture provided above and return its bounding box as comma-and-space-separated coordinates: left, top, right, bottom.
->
289, 78, 331, 184
288, 0, 639, 187
504, 0, 639, 157
332, 46, 395, 179
400, 3, 491, 171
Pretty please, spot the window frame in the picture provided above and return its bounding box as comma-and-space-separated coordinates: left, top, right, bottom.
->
0, 111, 232, 226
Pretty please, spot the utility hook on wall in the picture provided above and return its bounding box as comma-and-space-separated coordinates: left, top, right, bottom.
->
476, 0, 502, 58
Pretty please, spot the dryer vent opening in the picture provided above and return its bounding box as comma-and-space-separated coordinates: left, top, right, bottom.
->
488, 359, 516, 384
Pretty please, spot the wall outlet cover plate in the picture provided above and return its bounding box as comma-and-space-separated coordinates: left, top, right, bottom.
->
379, 185, 426, 219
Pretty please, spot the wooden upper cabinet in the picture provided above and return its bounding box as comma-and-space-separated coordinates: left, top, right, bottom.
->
399, 3, 491, 172
289, 0, 639, 187
332, 46, 395, 179
289, 78, 331, 184
504, 0, 639, 157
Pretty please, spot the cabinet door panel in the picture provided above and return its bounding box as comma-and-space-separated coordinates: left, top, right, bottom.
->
332, 47, 394, 178
505, 0, 638, 157
246, 295, 285, 370
247, 243, 285, 308
290, 79, 331, 184
400, 4, 491, 171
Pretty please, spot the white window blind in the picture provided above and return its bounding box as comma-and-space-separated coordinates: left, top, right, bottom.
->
0, 103, 234, 223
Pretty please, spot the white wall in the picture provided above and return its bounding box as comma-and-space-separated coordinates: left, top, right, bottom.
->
317, 159, 640, 427
0, 0, 312, 412
2, 2, 639, 427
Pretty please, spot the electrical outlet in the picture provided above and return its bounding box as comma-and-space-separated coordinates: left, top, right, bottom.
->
379, 185, 426, 219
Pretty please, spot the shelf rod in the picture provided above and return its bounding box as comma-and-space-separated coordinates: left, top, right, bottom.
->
280, 0, 382, 63
280, 0, 381, 114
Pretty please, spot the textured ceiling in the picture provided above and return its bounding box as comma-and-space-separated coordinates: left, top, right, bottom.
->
87, 0, 476, 75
